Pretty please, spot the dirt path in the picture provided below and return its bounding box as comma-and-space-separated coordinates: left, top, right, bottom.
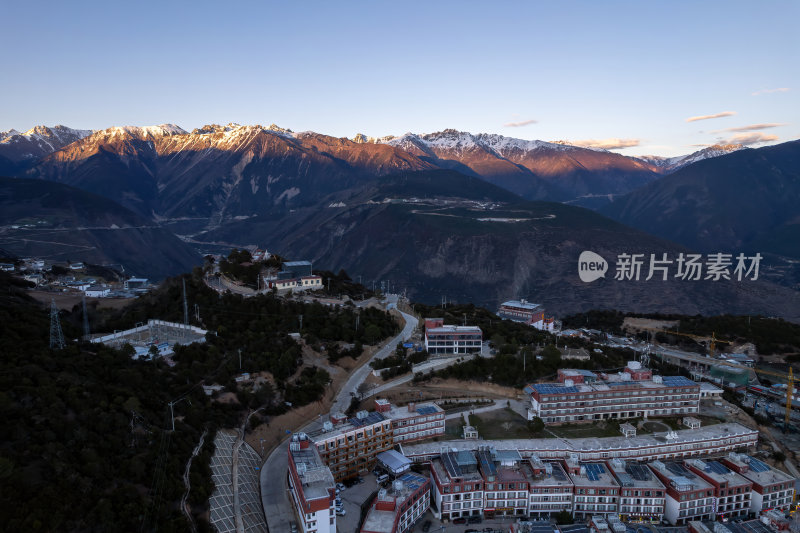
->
181, 428, 208, 533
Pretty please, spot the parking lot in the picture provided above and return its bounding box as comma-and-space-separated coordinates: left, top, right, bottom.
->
410, 512, 525, 532
336, 472, 380, 532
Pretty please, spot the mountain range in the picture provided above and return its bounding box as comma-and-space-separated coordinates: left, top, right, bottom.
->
0, 122, 796, 319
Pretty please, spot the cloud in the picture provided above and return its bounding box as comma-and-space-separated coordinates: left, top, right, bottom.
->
720, 132, 779, 146
569, 138, 640, 150
752, 87, 790, 96
712, 123, 787, 133
503, 119, 538, 127
685, 111, 736, 123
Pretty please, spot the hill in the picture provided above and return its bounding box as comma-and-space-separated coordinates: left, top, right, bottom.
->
602, 140, 800, 259
0, 177, 200, 279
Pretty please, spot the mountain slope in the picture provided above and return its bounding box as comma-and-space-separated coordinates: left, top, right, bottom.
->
378, 129, 661, 202
636, 144, 743, 173
198, 170, 800, 321
602, 140, 800, 258
0, 177, 199, 278
0, 125, 93, 173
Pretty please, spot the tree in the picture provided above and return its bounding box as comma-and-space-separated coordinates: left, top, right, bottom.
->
357, 382, 371, 399
527, 417, 545, 433
364, 324, 382, 344
554, 510, 573, 525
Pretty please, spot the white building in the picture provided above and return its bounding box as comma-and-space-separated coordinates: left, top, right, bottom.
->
423, 319, 482, 355
85, 285, 110, 298
722, 454, 795, 514
287, 433, 337, 533
374, 399, 446, 444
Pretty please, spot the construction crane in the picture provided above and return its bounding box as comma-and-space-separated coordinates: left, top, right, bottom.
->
753, 367, 795, 431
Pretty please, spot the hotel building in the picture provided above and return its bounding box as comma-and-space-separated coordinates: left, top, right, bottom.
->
287, 433, 337, 533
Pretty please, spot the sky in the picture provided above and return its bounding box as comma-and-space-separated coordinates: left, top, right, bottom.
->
1, 0, 798, 156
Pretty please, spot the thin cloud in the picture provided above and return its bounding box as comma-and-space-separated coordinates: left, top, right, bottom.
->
569, 138, 640, 150
720, 132, 779, 146
712, 123, 787, 133
752, 87, 790, 96
503, 119, 538, 127
685, 111, 736, 123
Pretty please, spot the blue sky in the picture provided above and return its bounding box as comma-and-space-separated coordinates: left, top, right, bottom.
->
1, 0, 797, 156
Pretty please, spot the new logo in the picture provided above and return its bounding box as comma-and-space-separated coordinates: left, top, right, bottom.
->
578, 251, 608, 282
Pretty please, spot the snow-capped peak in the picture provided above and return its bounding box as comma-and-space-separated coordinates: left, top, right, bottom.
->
378, 129, 567, 156
637, 144, 744, 172
91, 124, 188, 142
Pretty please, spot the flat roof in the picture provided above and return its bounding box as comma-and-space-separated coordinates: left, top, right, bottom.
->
500, 300, 542, 311
283, 260, 312, 267
529, 374, 698, 397
289, 443, 335, 501
700, 382, 723, 391
361, 473, 429, 533
380, 402, 443, 421
427, 325, 482, 334
735, 456, 796, 487
309, 412, 389, 441
401, 423, 757, 458
569, 462, 619, 487
687, 458, 751, 486
608, 460, 665, 490
528, 461, 573, 487
377, 450, 411, 473
652, 461, 713, 492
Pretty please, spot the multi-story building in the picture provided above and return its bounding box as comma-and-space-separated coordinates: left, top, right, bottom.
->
311, 410, 393, 481
607, 458, 666, 523
423, 318, 482, 355
525, 363, 701, 424
287, 433, 337, 533
684, 458, 752, 521
722, 453, 795, 514
361, 473, 431, 533
649, 460, 715, 525
429, 450, 485, 521
265, 260, 323, 291
564, 457, 620, 519
526, 456, 574, 519
498, 299, 544, 324
374, 399, 446, 444
479, 448, 530, 519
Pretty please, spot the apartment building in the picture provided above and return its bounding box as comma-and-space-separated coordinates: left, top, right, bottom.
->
287, 433, 337, 533
312, 410, 393, 481
525, 363, 701, 424
649, 460, 715, 525
722, 454, 795, 514
429, 450, 485, 520
361, 473, 431, 533
527, 456, 574, 518
480, 448, 530, 518
564, 457, 620, 519
374, 399, 446, 444
607, 458, 666, 522
685, 458, 752, 520
424, 318, 482, 355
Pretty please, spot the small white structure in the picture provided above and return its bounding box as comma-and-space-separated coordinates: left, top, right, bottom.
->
683, 416, 701, 429
85, 285, 110, 298
699, 381, 723, 398
0, 263, 14, 271
462, 425, 479, 439
69, 262, 85, 270
620, 422, 637, 437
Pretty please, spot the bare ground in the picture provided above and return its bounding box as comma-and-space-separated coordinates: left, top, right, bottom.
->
622, 317, 679, 333
28, 289, 136, 310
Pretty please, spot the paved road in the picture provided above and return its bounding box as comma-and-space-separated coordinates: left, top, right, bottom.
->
330, 296, 419, 414
261, 295, 417, 533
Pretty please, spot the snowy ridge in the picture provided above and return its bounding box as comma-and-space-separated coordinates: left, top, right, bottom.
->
378, 128, 590, 156
0, 125, 94, 161
91, 124, 188, 141
636, 144, 744, 172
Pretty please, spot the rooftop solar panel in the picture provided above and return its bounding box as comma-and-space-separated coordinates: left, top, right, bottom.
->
666, 462, 695, 479
661, 376, 697, 387
748, 458, 770, 472
478, 449, 497, 477
533, 384, 580, 394
442, 451, 462, 478
707, 461, 730, 475
416, 406, 437, 415
627, 464, 652, 481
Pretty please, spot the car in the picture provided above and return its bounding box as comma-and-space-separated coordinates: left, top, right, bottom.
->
453, 517, 467, 524
465, 529, 479, 533
421, 520, 431, 532
289, 522, 298, 533
468, 516, 482, 524
356, 476, 364, 484
336, 482, 345, 491
376, 474, 389, 484
336, 508, 346, 516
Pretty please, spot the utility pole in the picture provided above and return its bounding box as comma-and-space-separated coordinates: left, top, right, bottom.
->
82, 294, 90, 340
355, 313, 360, 331
182, 278, 189, 326
169, 401, 176, 432
194, 303, 200, 323
49, 299, 66, 350
238, 349, 242, 370
299, 314, 303, 330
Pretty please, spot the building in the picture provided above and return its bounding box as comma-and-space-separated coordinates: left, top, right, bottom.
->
564, 457, 620, 519
266, 260, 323, 291
648, 460, 715, 525
124, 277, 149, 290
84, 285, 110, 298
721, 454, 795, 514
374, 399, 446, 444
429, 450, 485, 521
526, 456, 574, 519
525, 362, 701, 424
0, 263, 15, 271
498, 300, 544, 324
607, 459, 666, 523
684, 458, 752, 521
400, 422, 758, 467
360, 473, 430, 533
377, 450, 412, 477
699, 382, 724, 399
287, 433, 337, 533
423, 318, 482, 355
479, 448, 530, 519
311, 410, 393, 481
68, 262, 85, 270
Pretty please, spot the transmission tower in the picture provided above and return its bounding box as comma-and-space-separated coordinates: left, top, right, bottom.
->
49, 299, 66, 349
82, 294, 90, 340
182, 277, 189, 326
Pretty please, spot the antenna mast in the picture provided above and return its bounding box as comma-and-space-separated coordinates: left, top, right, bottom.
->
182, 278, 189, 326
82, 294, 90, 340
